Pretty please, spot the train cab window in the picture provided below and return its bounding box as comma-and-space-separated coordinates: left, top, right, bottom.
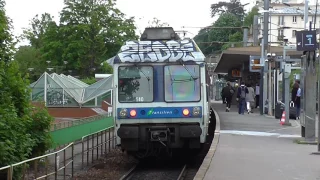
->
118, 66, 154, 103
164, 65, 201, 102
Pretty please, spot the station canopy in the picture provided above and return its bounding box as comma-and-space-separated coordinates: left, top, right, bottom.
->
30, 72, 113, 107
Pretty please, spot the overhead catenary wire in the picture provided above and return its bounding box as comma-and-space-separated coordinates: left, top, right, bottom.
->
197, 41, 286, 44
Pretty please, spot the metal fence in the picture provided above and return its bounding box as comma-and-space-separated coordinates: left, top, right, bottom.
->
0, 126, 116, 180
81, 127, 116, 169
51, 113, 112, 131
0, 143, 74, 180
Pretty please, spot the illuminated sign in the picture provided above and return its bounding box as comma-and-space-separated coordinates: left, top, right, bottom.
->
231, 69, 241, 77
249, 56, 263, 72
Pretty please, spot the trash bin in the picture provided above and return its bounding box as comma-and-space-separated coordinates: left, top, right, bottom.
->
275, 101, 285, 119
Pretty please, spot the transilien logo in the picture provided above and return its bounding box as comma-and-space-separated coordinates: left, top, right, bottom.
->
147, 109, 154, 116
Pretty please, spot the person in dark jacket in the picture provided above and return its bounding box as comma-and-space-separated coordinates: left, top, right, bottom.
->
291, 80, 300, 119
291, 80, 299, 102
237, 82, 249, 115
221, 82, 235, 112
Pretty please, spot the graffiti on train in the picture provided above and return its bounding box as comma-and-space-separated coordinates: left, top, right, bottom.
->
116, 39, 204, 62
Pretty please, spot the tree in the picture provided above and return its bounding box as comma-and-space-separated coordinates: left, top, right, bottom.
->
58, 0, 138, 77
21, 0, 138, 78
14, 46, 43, 81
194, 13, 242, 55
0, 1, 53, 176
23, 13, 56, 49
221, 31, 243, 50
147, 17, 170, 27
210, 0, 246, 21
0, 0, 15, 62
243, 6, 259, 27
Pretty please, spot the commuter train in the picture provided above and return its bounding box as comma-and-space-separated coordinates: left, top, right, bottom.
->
112, 27, 211, 158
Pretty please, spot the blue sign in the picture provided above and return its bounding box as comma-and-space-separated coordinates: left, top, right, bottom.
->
296, 30, 317, 51
117, 107, 202, 119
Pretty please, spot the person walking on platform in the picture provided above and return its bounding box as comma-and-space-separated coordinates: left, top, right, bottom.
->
255, 83, 260, 108
221, 89, 226, 104
291, 80, 300, 119
246, 83, 255, 114
295, 82, 301, 120
237, 82, 249, 115
221, 82, 235, 112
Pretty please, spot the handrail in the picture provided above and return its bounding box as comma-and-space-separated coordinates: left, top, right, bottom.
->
0, 142, 74, 171
52, 113, 112, 131
81, 126, 114, 141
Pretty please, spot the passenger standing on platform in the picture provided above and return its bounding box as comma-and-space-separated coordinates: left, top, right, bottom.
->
291, 80, 300, 119
237, 82, 249, 115
255, 83, 260, 108
291, 80, 299, 103
246, 84, 255, 114
295, 82, 301, 120
221, 82, 235, 112
221, 88, 226, 104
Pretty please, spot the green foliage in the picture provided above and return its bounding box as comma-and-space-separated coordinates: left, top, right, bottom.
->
22, 0, 138, 78
0, 0, 15, 62
221, 31, 243, 50
194, 2, 259, 56
0, 0, 53, 174
290, 69, 301, 89
81, 77, 97, 85
243, 6, 259, 27
100, 62, 113, 74
29, 105, 54, 157
0, 61, 53, 172
14, 46, 42, 81
194, 13, 242, 55
210, 0, 246, 21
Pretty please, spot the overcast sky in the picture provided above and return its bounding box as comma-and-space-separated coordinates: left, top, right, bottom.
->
6, 0, 252, 46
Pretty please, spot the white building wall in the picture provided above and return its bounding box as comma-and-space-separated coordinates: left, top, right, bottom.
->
257, 4, 320, 46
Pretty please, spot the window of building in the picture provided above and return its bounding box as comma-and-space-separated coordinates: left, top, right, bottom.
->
293, 16, 297, 23
278, 29, 284, 41
292, 30, 296, 37
278, 16, 284, 25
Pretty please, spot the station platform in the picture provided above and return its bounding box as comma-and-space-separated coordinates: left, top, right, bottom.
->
196, 102, 320, 180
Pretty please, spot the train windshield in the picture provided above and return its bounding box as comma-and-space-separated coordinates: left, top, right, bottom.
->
118, 66, 153, 103
164, 65, 201, 102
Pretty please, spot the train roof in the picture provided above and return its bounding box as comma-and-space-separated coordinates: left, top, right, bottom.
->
112, 38, 205, 64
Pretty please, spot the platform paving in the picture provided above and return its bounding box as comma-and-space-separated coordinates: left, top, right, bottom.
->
203, 102, 320, 180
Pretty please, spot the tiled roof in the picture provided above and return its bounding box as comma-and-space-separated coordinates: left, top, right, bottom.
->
270, 7, 320, 15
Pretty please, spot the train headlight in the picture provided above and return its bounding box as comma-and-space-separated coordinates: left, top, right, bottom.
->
119, 108, 128, 117
192, 107, 201, 116
182, 108, 190, 116
130, 109, 137, 117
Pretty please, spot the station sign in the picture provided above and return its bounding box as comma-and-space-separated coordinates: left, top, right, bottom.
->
296, 30, 318, 51
249, 56, 263, 72
231, 69, 241, 77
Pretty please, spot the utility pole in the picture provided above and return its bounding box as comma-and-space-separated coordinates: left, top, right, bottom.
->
268, 58, 273, 116
260, 0, 269, 115
304, 0, 309, 30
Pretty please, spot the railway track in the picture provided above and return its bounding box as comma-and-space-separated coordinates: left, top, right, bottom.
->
120, 162, 187, 180
119, 108, 217, 180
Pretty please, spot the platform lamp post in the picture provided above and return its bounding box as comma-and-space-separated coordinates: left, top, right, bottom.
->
266, 53, 276, 116
28, 67, 34, 77
63, 61, 68, 74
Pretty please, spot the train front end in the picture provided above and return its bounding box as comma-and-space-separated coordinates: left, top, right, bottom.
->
113, 27, 210, 157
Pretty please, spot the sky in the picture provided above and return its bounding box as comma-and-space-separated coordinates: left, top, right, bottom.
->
5, 0, 252, 46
